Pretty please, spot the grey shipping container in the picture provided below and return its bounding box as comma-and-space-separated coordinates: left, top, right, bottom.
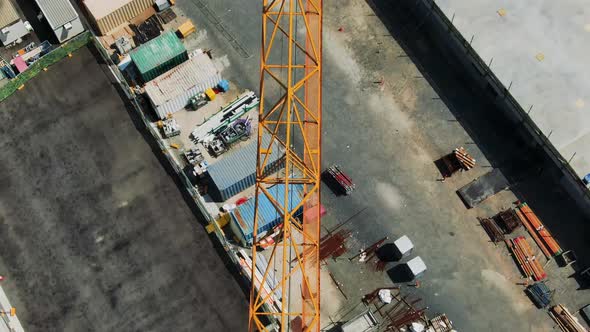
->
206, 134, 284, 201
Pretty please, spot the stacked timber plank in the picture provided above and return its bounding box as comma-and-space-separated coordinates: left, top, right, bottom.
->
453, 147, 476, 170
516, 203, 562, 259
479, 217, 504, 243
549, 304, 587, 332
505, 236, 546, 281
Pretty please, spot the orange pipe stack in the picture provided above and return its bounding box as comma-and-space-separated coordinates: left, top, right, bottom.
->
517, 203, 562, 257
505, 236, 546, 281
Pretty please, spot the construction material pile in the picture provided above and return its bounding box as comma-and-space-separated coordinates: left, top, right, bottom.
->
496, 208, 521, 233
453, 146, 476, 170
516, 203, 562, 259
549, 304, 587, 332
324, 164, 355, 195
505, 236, 546, 281
479, 217, 504, 243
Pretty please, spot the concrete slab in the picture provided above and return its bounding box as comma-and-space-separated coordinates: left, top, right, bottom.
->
0, 46, 247, 331
435, 0, 590, 179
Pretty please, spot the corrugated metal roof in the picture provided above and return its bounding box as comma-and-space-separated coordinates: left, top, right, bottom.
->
130, 32, 186, 76
83, 0, 132, 20
0, 0, 19, 29
231, 183, 305, 241
35, 0, 78, 29
144, 53, 221, 107
207, 134, 283, 192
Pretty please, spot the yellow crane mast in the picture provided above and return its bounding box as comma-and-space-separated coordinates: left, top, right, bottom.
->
249, 0, 323, 331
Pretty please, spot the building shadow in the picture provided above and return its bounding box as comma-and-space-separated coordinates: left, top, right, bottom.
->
365, 0, 590, 280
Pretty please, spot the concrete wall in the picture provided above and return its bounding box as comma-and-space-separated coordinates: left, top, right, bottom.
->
407, 0, 590, 217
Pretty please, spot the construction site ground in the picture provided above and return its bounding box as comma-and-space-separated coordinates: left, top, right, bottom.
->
176, 0, 590, 331
0, 46, 248, 331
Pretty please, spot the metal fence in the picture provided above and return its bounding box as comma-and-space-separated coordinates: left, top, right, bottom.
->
0, 31, 92, 102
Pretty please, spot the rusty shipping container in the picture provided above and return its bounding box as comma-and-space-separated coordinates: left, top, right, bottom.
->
84, 0, 153, 35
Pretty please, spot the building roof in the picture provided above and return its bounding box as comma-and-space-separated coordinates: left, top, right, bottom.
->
83, 0, 133, 20
207, 134, 283, 193
144, 53, 221, 107
35, 0, 78, 29
130, 32, 186, 76
0, 0, 19, 29
435, 0, 590, 179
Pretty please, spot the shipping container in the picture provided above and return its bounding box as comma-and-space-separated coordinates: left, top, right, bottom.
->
207, 134, 284, 202
230, 183, 305, 246
130, 32, 188, 82
84, 0, 154, 35
144, 52, 222, 119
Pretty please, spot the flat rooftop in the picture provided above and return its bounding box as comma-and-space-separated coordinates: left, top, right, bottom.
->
435, 0, 590, 179
0, 46, 247, 331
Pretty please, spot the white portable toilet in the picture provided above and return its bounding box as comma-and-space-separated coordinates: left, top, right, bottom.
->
393, 235, 414, 260
405, 256, 427, 279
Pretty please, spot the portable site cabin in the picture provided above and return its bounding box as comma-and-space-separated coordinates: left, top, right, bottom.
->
230, 183, 305, 247
130, 32, 188, 82
206, 134, 284, 202
35, 0, 84, 43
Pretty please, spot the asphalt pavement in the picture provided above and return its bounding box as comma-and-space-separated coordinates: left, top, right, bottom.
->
0, 46, 248, 332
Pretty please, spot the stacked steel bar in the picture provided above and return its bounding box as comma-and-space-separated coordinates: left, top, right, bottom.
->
326, 165, 355, 195
479, 217, 504, 243
517, 203, 562, 258
505, 236, 546, 281
549, 304, 587, 332
318, 229, 351, 262
453, 147, 476, 170
525, 282, 552, 308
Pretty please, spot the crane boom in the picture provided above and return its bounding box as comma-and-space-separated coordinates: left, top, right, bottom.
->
249, 0, 323, 331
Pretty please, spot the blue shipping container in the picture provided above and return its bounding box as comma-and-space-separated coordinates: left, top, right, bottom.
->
230, 183, 305, 245
207, 134, 283, 201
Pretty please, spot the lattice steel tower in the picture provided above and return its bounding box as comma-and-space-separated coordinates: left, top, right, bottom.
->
249, 0, 323, 331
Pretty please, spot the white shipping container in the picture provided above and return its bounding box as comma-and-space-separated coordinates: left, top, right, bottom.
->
144, 53, 222, 119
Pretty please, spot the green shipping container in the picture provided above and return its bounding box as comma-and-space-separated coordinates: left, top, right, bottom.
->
130, 32, 188, 82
